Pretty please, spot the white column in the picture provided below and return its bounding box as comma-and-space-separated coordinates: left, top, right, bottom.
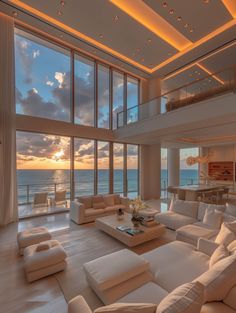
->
167, 148, 180, 186
140, 144, 161, 200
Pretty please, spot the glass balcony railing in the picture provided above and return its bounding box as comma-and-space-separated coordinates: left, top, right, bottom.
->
117, 66, 236, 128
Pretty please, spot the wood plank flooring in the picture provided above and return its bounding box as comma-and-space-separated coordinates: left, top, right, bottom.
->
0, 200, 174, 313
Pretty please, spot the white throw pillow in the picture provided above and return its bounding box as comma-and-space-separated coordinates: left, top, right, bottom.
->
228, 240, 236, 252
169, 199, 199, 218
209, 245, 229, 268
215, 223, 236, 246
156, 282, 204, 313
198, 203, 225, 221
94, 303, 157, 313
202, 208, 223, 229
226, 203, 236, 217
196, 253, 236, 302
226, 220, 236, 233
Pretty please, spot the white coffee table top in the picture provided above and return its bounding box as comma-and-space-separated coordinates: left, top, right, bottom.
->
96, 213, 165, 247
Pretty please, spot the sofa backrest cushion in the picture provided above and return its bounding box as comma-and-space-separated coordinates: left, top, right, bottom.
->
228, 240, 236, 252
114, 194, 121, 205
103, 194, 115, 207
226, 203, 236, 217
202, 208, 223, 229
196, 253, 236, 302
215, 223, 236, 246
169, 199, 199, 219
92, 195, 106, 209
209, 245, 229, 268
198, 203, 226, 221
156, 281, 204, 313
223, 286, 236, 311
78, 196, 92, 209
94, 303, 157, 313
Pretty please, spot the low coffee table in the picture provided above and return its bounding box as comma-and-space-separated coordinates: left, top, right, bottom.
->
95, 213, 165, 247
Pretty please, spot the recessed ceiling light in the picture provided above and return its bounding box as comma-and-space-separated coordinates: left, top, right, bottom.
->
59, 34, 63, 38
162, 2, 168, 8
60, 0, 65, 6
13, 11, 18, 17
57, 10, 63, 16
141, 58, 145, 62
177, 16, 182, 21
99, 34, 104, 39
114, 15, 119, 21
189, 28, 194, 33
184, 23, 189, 28
169, 9, 174, 14
147, 38, 152, 43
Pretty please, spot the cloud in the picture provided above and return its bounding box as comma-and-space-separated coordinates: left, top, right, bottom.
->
46, 80, 54, 87
55, 72, 66, 88
15, 35, 33, 84
32, 49, 40, 59
32, 88, 38, 94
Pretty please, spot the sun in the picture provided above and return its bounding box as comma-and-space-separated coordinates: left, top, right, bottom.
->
53, 149, 64, 161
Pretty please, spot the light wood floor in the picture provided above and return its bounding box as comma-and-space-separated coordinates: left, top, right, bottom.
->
0, 200, 174, 313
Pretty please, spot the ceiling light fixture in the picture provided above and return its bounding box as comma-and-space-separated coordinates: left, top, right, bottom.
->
114, 15, 119, 21
99, 34, 104, 39
60, 1, 65, 6
57, 10, 63, 16
59, 34, 63, 38
184, 23, 189, 28
189, 28, 194, 33
169, 9, 174, 14
13, 11, 18, 17
177, 16, 182, 21
147, 38, 152, 43
162, 2, 168, 8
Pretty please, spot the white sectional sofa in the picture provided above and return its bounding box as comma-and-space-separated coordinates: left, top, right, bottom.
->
70, 239, 236, 313
155, 199, 236, 246
70, 194, 129, 224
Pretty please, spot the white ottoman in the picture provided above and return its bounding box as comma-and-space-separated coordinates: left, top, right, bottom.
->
83, 249, 152, 304
24, 239, 67, 282
176, 224, 218, 246
17, 227, 52, 255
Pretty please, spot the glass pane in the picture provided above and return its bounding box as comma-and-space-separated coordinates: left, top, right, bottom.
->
113, 143, 124, 194
98, 64, 110, 128
112, 71, 124, 129
74, 55, 95, 126
15, 29, 71, 122
16, 131, 70, 217
127, 76, 139, 124
180, 148, 199, 186
161, 148, 168, 198
97, 141, 110, 194
74, 138, 95, 196
127, 144, 138, 198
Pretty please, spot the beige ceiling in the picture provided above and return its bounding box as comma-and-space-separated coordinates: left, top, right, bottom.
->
2, 0, 236, 80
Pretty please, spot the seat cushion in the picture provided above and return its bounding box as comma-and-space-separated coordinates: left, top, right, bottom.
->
78, 196, 92, 209
197, 253, 236, 302
223, 286, 236, 310
103, 195, 115, 207
114, 194, 121, 205
84, 249, 149, 291
117, 282, 168, 305
169, 199, 199, 218
176, 224, 218, 246
155, 211, 197, 230
201, 302, 236, 313
142, 241, 209, 292
24, 239, 67, 272
17, 227, 51, 249
85, 208, 105, 217
156, 282, 204, 313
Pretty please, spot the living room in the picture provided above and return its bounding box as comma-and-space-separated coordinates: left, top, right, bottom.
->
0, 1, 236, 313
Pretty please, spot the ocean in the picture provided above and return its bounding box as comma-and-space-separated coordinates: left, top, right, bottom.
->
17, 169, 198, 204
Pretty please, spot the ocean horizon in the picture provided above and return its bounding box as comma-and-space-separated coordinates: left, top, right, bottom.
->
17, 169, 198, 204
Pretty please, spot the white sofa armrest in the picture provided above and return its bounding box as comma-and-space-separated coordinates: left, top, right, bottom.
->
70, 201, 85, 224
197, 238, 219, 257
68, 295, 92, 313
120, 197, 130, 210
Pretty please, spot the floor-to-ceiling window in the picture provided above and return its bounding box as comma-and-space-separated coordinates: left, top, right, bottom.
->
127, 76, 139, 124
16, 131, 71, 217
74, 55, 95, 126
74, 138, 95, 197
97, 64, 110, 129
97, 141, 110, 194
180, 148, 199, 185
113, 143, 124, 195
127, 144, 139, 198
112, 71, 124, 129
